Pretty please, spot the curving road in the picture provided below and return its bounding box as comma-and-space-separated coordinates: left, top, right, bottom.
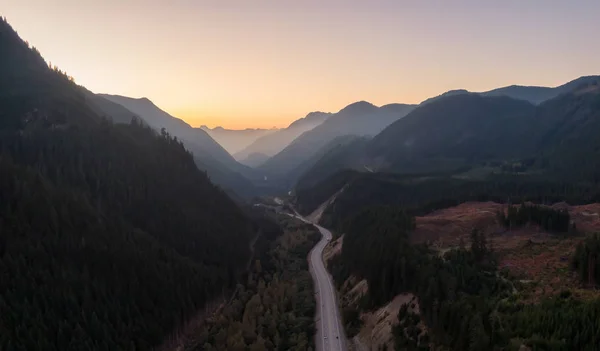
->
294, 214, 347, 351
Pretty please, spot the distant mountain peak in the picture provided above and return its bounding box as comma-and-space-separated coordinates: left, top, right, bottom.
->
337, 101, 378, 115
304, 111, 330, 119
287, 111, 331, 128
420, 89, 471, 105
344, 100, 375, 109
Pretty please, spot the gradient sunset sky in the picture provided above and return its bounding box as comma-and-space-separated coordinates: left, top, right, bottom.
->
4, 1, 600, 129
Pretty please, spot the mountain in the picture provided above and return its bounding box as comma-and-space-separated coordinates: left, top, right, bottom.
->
259, 101, 416, 177
367, 78, 600, 176
233, 111, 331, 161
529, 80, 600, 181
295, 78, 600, 218
0, 17, 261, 349
419, 89, 470, 105
293, 76, 600, 185
367, 94, 536, 173
199, 125, 277, 154
294, 135, 369, 190
238, 151, 270, 167
420, 76, 600, 106
481, 75, 600, 104
84, 90, 142, 125
99, 94, 258, 197
99, 94, 235, 165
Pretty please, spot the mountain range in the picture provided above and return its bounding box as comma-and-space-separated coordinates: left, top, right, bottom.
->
258, 102, 416, 179
295, 76, 600, 198
90, 74, 600, 202
199, 125, 278, 155
420, 75, 600, 105
233, 111, 331, 163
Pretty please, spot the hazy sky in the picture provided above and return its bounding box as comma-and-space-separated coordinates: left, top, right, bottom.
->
4, 1, 600, 129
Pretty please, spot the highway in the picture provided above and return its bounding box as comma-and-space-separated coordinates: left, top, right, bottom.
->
294, 214, 347, 351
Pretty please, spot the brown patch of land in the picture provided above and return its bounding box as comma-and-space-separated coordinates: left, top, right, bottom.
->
412, 201, 503, 246
413, 202, 600, 247
497, 234, 581, 301
412, 201, 600, 301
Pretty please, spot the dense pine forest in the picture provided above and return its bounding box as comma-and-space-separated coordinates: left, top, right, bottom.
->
496, 203, 572, 233
190, 214, 319, 351
572, 234, 600, 287
0, 17, 263, 350
330, 206, 600, 350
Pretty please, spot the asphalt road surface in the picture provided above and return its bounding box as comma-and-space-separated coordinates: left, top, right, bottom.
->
295, 214, 347, 351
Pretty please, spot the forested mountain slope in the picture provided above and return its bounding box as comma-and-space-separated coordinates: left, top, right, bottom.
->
84, 90, 141, 125
530, 82, 600, 182
100, 95, 235, 166
100, 94, 258, 197
294, 135, 369, 191
367, 79, 600, 178
367, 94, 537, 173
0, 17, 259, 350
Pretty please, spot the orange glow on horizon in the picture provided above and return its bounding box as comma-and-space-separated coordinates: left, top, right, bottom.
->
4, 1, 600, 129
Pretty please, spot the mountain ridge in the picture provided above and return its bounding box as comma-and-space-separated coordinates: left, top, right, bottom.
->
258, 101, 416, 177
99, 94, 259, 197
199, 125, 278, 154
233, 111, 331, 161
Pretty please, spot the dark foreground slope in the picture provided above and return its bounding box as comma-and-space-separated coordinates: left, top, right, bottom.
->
0, 18, 258, 350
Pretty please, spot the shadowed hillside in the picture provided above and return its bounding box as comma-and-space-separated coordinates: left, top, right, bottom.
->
0, 17, 262, 350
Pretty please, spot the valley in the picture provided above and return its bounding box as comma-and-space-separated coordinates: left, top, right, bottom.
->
2, 7, 600, 351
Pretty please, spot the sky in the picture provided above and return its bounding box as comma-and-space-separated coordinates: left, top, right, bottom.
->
4, 0, 600, 129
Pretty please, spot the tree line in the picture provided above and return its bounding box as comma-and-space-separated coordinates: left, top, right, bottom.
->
306, 172, 598, 232
497, 203, 572, 232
